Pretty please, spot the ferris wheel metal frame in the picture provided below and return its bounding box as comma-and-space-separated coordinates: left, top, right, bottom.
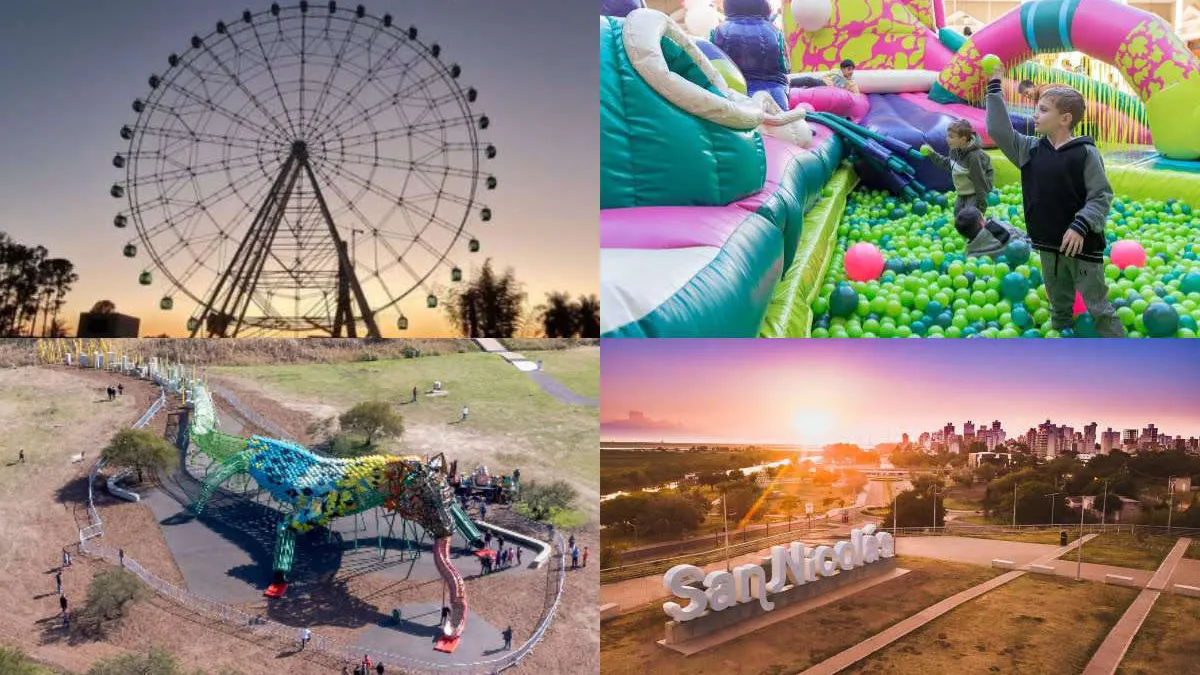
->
110, 1, 496, 337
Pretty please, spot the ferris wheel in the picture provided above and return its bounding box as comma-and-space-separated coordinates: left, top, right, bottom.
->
110, 2, 495, 337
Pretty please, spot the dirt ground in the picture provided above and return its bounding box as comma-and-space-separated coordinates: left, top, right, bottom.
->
0, 365, 597, 674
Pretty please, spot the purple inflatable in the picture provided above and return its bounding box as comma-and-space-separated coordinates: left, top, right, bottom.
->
600, 0, 643, 17
711, 0, 789, 109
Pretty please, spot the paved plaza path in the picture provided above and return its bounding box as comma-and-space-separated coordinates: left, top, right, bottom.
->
1081, 537, 1193, 675
793, 534, 1097, 675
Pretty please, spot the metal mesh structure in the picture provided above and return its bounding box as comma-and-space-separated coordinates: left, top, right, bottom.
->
71, 362, 568, 674
110, 3, 496, 337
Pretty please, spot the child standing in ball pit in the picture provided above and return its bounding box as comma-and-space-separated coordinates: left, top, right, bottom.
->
920, 119, 994, 217
982, 55, 1125, 337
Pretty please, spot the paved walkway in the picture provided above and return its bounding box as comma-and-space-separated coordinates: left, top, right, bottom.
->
1081, 537, 1193, 675
795, 534, 1097, 675
472, 338, 597, 406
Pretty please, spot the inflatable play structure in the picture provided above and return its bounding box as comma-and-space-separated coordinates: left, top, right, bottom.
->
600, 0, 1200, 338
188, 383, 484, 652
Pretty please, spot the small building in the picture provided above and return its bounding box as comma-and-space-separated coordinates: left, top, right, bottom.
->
968, 451, 1012, 469
77, 312, 140, 337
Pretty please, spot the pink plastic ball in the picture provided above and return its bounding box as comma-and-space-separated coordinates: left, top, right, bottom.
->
1073, 290, 1086, 316
1110, 240, 1146, 270
844, 242, 885, 282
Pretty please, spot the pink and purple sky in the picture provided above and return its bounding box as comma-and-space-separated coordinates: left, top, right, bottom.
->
601, 340, 1200, 446
0, 1, 596, 336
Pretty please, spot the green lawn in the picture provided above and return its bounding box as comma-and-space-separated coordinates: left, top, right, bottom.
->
1059, 532, 1178, 571
525, 346, 599, 399
601, 557, 1000, 675
210, 351, 598, 516
1117, 594, 1200, 675
1187, 539, 1200, 560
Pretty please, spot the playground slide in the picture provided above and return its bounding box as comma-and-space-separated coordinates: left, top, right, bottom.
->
450, 502, 485, 548
433, 536, 468, 650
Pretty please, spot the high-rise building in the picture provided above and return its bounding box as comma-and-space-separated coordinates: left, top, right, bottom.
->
1100, 428, 1119, 454
943, 423, 955, 442
1123, 429, 1139, 450
964, 421, 975, 441
902, 432, 910, 446
992, 420, 1002, 432
1144, 424, 1158, 446
1084, 423, 1097, 451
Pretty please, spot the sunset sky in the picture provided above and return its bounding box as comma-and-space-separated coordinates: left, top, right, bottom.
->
601, 340, 1200, 446
0, 1, 596, 337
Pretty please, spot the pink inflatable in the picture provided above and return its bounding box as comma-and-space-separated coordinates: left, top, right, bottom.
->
788, 86, 870, 122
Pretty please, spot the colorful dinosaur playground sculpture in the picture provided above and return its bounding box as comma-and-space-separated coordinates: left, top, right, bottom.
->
187, 382, 484, 650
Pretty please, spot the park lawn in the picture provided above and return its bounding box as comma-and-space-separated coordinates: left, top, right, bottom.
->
600, 557, 1000, 675
1116, 594, 1200, 675
1187, 539, 1200, 560
943, 484, 986, 512
210, 352, 598, 503
847, 575, 1139, 674
1057, 533, 1176, 571
951, 515, 993, 525
959, 530, 1076, 546
525, 346, 599, 399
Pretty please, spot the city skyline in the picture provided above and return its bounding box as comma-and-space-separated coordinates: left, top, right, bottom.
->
601, 340, 1200, 446
0, 0, 597, 337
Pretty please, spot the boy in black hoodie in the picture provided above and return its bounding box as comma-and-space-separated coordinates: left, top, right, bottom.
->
983, 59, 1124, 337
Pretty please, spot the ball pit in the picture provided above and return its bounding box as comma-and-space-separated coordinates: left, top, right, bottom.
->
809, 183, 1200, 338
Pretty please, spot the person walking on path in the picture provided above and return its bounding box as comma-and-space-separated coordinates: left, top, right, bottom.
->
299, 626, 311, 650
516, 547, 522, 566
18, 449, 24, 464
117, 383, 123, 396
59, 595, 68, 614
460, 405, 469, 422
502, 625, 513, 650
376, 663, 385, 675
62, 549, 71, 568
583, 546, 589, 567
55, 570, 62, 596
571, 546, 580, 569
62, 609, 70, 630
411, 386, 418, 403
568, 533, 575, 550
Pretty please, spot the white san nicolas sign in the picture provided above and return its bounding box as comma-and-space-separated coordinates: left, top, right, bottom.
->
663, 524, 895, 621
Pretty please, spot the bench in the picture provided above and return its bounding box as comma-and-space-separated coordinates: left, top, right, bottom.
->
991, 559, 1015, 569
1028, 564, 1056, 575
1173, 584, 1200, 598
1105, 574, 1137, 587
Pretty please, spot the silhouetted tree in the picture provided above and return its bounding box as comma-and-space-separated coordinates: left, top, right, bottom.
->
443, 259, 526, 337
1, 232, 75, 336
91, 300, 117, 314
574, 293, 600, 337
539, 291, 577, 337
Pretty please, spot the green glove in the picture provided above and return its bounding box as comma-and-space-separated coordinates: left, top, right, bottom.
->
980, 54, 1003, 78
919, 144, 934, 157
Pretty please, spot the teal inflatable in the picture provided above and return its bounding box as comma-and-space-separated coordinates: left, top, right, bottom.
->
600, 16, 766, 208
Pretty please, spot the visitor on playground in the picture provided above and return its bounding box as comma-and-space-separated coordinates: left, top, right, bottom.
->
824, 59, 859, 94
984, 57, 1124, 337
502, 625, 513, 650
1017, 79, 1062, 104
921, 119, 994, 216
955, 205, 1029, 258
299, 626, 310, 650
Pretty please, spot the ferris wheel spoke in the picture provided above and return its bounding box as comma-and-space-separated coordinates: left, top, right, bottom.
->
322, 69, 443, 140
195, 34, 297, 140
167, 49, 291, 144
314, 33, 412, 135
302, 18, 360, 139
334, 152, 476, 180
144, 72, 286, 146
331, 116, 471, 149
244, 19, 300, 137
132, 123, 266, 154
129, 153, 267, 189
301, 16, 391, 138
307, 162, 384, 232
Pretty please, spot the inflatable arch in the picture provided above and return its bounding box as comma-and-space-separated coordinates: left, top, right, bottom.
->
930, 0, 1200, 160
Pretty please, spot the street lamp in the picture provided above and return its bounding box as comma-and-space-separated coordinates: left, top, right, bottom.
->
1074, 494, 1086, 581
1095, 476, 1111, 529
1167, 476, 1177, 535
932, 485, 942, 531
1045, 492, 1062, 525
1012, 483, 1022, 528
722, 490, 732, 572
